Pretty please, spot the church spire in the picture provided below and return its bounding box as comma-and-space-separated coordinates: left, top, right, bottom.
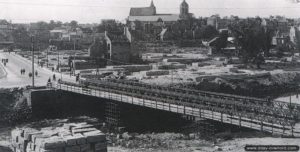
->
150, 0, 155, 7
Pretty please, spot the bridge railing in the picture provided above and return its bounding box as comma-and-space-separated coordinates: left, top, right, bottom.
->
55, 80, 300, 136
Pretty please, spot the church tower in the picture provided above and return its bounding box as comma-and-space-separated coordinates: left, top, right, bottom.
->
180, 0, 189, 19
150, 0, 156, 15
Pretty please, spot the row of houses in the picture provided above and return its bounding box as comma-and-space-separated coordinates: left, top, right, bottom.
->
50, 26, 94, 41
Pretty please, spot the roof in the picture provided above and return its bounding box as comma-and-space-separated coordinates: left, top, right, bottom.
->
128, 14, 180, 22
129, 7, 156, 16
107, 33, 129, 42
181, 0, 189, 7
50, 29, 67, 33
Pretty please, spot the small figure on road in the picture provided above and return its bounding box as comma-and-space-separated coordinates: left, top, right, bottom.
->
52, 67, 54, 72
29, 72, 32, 78
35, 70, 38, 77
76, 74, 80, 82
21, 69, 25, 75
48, 77, 51, 83
53, 74, 56, 81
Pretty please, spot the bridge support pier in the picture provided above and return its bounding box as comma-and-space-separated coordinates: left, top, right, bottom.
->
221, 113, 223, 123
239, 116, 241, 128
105, 101, 121, 127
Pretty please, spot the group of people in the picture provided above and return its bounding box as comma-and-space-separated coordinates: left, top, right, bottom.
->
48, 74, 56, 83
1, 58, 8, 66
24, 70, 38, 78
20, 69, 26, 75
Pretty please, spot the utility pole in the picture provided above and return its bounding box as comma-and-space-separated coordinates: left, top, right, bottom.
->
73, 39, 76, 51
171, 70, 174, 84
47, 47, 49, 68
37, 41, 40, 67
57, 49, 62, 81
57, 49, 60, 72
31, 35, 35, 87
48, 39, 51, 68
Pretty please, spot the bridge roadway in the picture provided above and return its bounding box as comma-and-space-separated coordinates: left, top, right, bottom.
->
53, 79, 300, 137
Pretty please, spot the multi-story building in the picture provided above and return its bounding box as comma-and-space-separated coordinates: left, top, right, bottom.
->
105, 31, 131, 64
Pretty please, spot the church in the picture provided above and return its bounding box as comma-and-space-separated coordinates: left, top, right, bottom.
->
127, 0, 193, 31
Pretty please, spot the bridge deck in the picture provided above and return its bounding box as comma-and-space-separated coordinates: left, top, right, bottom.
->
54, 79, 300, 137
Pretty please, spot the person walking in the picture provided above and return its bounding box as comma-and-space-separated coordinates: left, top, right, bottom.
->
35, 70, 38, 77
53, 74, 56, 81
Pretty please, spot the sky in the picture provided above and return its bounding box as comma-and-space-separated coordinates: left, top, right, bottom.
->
0, 0, 300, 23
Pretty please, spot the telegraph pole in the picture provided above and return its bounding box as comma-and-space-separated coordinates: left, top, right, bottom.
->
31, 35, 35, 87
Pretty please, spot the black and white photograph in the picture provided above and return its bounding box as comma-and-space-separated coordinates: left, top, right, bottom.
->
0, 0, 300, 151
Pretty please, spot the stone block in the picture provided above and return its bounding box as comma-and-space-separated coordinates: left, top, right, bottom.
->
65, 145, 81, 152
11, 129, 22, 142
39, 148, 64, 152
95, 149, 107, 152
32, 134, 51, 144
94, 142, 107, 150
80, 144, 92, 152
73, 133, 86, 145
59, 130, 72, 138
83, 131, 105, 143
72, 124, 94, 130
25, 131, 42, 141
63, 135, 77, 146
72, 128, 98, 134
40, 136, 66, 149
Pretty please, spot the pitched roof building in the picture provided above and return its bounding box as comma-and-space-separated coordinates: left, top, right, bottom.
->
129, 0, 156, 16
128, 0, 192, 23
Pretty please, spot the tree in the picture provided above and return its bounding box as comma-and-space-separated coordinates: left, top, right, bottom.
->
12, 26, 31, 50
215, 30, 228, 52
69, 20, 78, 29
200, 25, 218, 39
49, 20, 62, 30
229, 19, 272, 64
295, 28, 300, 52
28, 21, 51, 50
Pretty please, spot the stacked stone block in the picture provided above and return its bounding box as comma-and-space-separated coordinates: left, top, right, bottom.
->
11, 123, 107, 152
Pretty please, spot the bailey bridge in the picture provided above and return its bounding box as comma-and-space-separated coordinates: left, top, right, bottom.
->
51, 79, 300, 137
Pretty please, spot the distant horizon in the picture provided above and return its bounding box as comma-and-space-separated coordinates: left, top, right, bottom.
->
1, 0, 300, 24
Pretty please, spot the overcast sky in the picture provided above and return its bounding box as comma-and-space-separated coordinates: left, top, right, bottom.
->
1, 0, 300, 23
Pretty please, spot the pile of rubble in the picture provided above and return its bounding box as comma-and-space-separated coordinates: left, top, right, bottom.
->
11, 123, 107, 152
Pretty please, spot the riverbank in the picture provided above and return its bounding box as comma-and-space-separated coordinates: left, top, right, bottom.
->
0, 117, 299, 152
